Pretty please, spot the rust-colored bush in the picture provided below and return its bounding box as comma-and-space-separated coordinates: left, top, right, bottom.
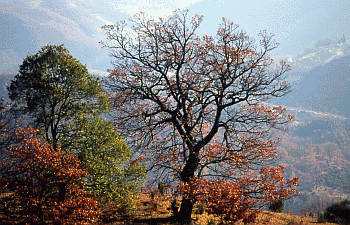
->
0, 128, 100, 224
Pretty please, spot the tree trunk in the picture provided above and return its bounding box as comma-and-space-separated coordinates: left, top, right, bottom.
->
177, 152, 199, 224
180, 153, 199, 182
177, 197, 194, 224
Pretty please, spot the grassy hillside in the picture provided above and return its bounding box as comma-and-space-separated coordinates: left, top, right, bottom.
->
272, 36, 350, 119
124, 192, 338, 225
94, 192, 339, 225
0, 191, 342, 224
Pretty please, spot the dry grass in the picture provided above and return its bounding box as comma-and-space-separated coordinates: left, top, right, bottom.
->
129, 193, 339, 225
249, 211, 337, 225
133, 193, 174, 219
0, 192, 339, 225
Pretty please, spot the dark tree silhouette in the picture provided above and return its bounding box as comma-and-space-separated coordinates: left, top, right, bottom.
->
101, 9, 299, 223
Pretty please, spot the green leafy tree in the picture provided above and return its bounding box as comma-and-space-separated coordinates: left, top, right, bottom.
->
8, 44, 109, 150
7, 44, 145, 207
64, 114, 146, 208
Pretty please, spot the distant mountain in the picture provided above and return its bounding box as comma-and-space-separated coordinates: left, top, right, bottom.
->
262, 37, 350, 213
274, 106, 350, 215
272, 36, 350, 119
1, 1, 349, 120
288, 36, 350, 72
0, 0, 127, 76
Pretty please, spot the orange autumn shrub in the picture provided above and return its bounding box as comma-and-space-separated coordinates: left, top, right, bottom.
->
176, 165, 299, 224
0, 128, 100, 224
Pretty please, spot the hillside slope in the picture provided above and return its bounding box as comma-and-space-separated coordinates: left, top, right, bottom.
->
273, 36, 350, 119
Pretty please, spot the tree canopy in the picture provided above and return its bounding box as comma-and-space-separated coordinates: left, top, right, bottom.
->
101, 9, 299, 223
65, 114, 146, 207
7, 44, 109, 150
7, 44, 145, 209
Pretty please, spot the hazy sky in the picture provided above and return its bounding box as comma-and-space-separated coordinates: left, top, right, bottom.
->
1, 0, 350, 74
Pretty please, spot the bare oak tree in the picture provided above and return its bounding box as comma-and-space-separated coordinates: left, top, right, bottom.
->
100, 9, 299, 223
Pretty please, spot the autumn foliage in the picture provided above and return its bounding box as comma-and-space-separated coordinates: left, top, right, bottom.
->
176, 161, 299, 224
0, 128, 99, 224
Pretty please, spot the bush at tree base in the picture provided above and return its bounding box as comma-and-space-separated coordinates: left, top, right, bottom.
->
196, 201, 205, 214
0, 128, 100, 224
176, 175, 298, 224
269, 198, 285, 213
318, 199, 350, 224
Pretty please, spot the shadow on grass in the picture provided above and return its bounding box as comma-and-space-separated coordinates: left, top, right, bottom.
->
133, 215, 179, 225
